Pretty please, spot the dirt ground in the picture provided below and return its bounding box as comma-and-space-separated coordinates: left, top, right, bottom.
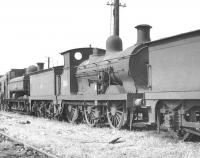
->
0, 111, 200, 158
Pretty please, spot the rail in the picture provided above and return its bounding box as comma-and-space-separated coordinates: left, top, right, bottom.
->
0, 131, 59, 158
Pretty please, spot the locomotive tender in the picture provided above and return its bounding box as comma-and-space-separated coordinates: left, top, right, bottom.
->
1, 0, 200, 140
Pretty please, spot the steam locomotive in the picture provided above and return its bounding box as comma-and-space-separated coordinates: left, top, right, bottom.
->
1, 0, 200, 140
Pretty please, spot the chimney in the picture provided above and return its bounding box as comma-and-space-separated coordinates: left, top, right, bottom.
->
37, 62, 44, 71
135, 24, 152, 44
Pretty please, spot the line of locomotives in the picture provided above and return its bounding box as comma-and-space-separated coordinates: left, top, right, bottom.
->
1, 2, 200, 141
1, 26, 200, 140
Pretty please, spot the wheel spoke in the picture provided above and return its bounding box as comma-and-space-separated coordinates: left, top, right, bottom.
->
66, 105, 78, 123
84, 106, 100, 127
116, 110, 123, 114
115, 114, 120, 124
91, 112, 95, 118
110, 115, 114, 122
107, 101, 126, 129
112, 116, 115, 124
114, 116, 118, 127
71, 108, 76, 113
71, 110, 74, 118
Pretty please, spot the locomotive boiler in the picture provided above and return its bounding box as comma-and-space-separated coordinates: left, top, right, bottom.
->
73, 27, 151, 128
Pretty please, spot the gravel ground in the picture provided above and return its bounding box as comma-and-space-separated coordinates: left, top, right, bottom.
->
0, 111, 200, 158
0, 133, 50, 158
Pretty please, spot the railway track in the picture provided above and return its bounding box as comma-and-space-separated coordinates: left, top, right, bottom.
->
0, 131, 59, 158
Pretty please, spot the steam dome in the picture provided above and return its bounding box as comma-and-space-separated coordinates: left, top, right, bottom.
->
106, 35, 123, 52
26, 65, 37, 74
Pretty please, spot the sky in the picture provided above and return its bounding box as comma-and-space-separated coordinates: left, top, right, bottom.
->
0, 0, 200, 75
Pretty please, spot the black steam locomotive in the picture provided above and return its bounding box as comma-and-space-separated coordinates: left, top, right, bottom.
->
1, 0, 200, 140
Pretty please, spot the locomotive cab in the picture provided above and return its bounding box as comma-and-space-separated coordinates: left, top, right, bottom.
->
60, 47, 105, 96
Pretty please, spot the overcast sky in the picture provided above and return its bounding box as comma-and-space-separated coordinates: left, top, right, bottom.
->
0, 0, 200, 75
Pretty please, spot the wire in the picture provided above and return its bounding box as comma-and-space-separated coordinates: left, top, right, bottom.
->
109, 1, 113, 36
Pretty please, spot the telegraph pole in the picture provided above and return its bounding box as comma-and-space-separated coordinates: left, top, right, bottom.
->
107, 0, 126, 36
45, 57, 50, 69
48, 57, 50, 69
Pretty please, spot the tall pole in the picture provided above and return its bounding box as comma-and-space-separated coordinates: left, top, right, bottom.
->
107, 0, 126, 36
113, 0, 119, 36
48, 57, 50, 69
